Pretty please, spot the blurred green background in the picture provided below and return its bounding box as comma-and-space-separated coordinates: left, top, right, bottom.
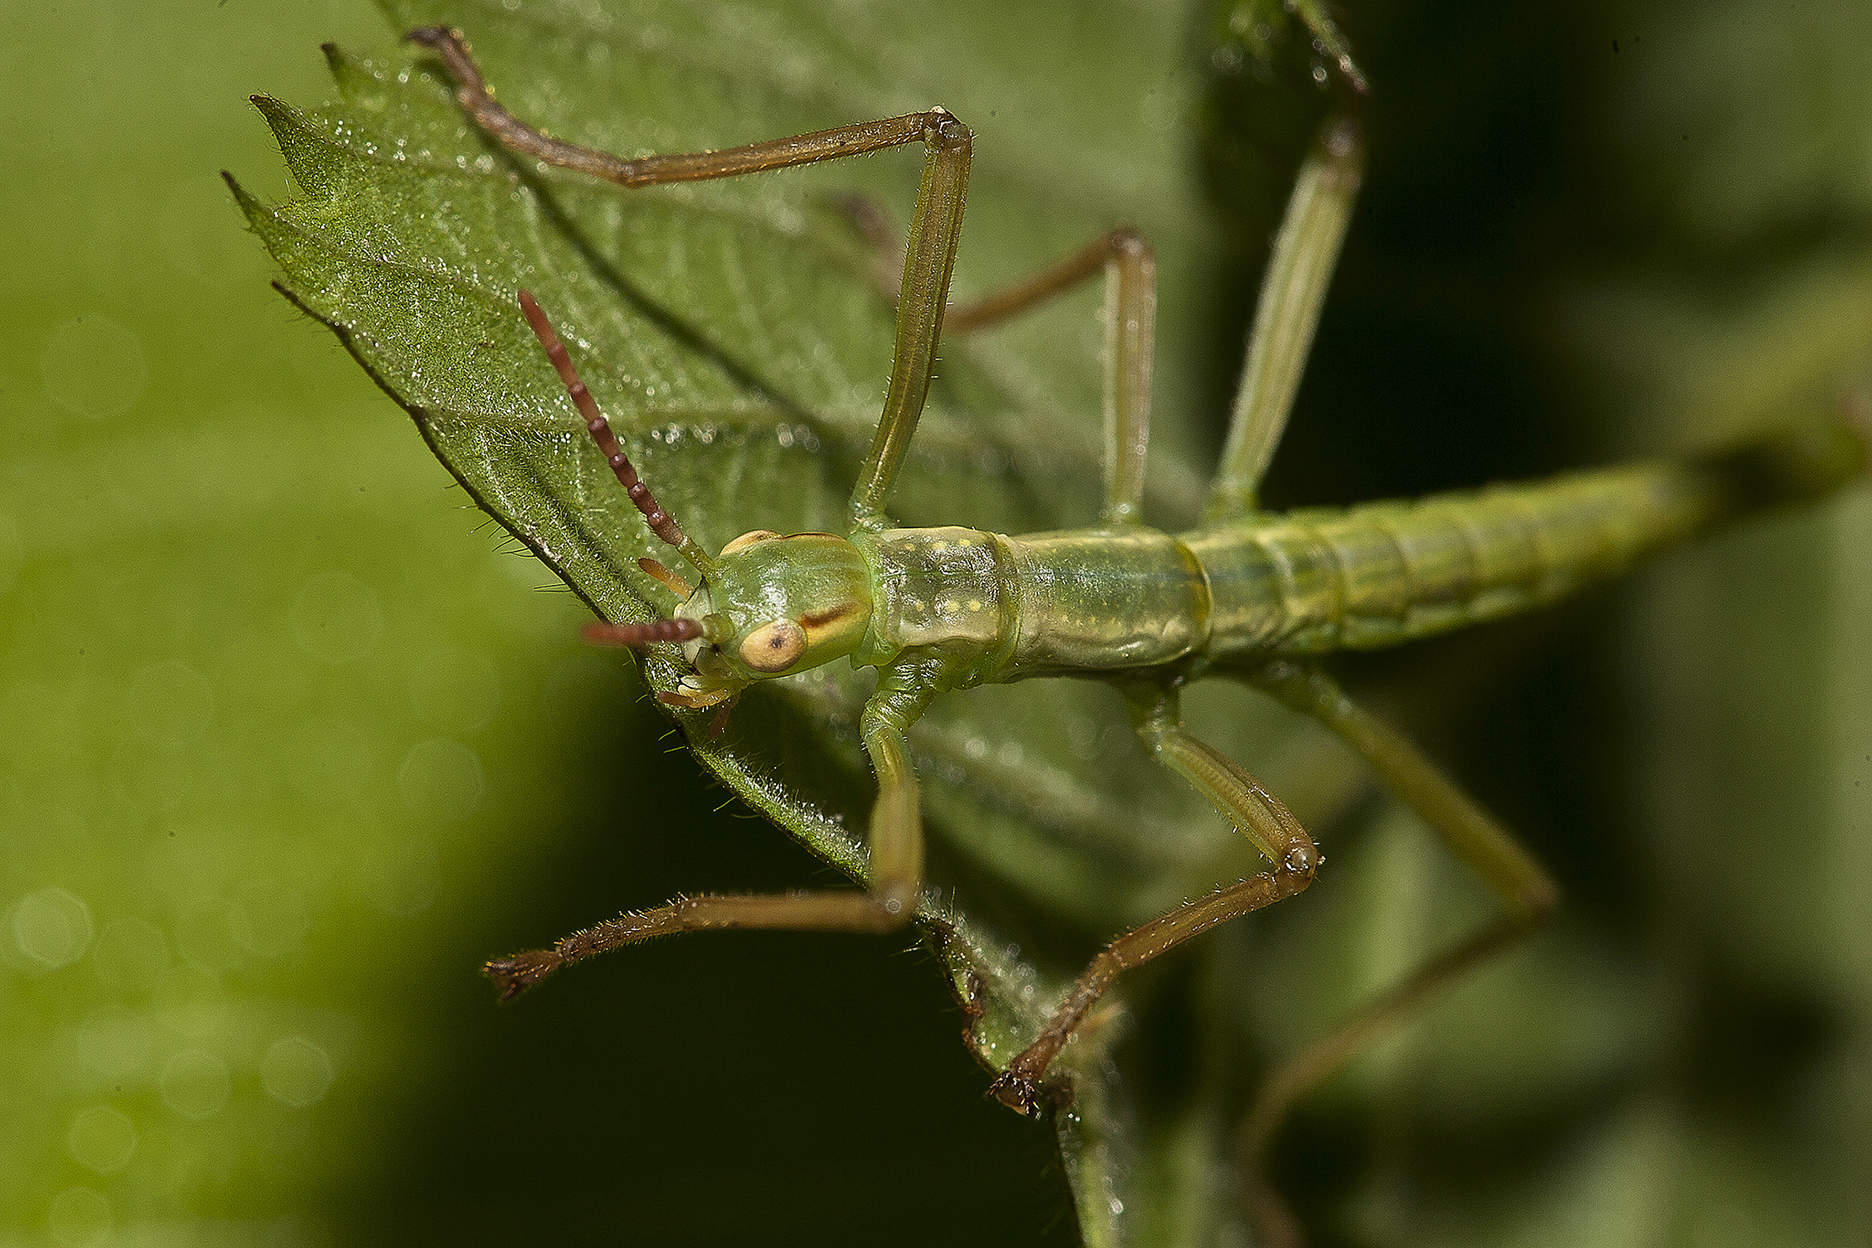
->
3, 2, 1869, 1247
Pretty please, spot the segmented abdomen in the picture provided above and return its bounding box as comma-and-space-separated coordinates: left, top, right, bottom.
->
1185, 419, 1865, 656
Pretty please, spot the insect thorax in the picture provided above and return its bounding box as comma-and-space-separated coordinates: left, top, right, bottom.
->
852, 525, 1216, 684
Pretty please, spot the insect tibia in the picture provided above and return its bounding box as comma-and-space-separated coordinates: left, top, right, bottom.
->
484, 907, 695, 1002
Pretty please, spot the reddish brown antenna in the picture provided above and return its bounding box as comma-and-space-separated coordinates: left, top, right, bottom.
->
518, 290, 715, 576
580, 618, 705, 647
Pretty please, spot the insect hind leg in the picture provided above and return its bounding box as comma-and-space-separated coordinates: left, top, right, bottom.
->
1232, 658, 1557, 1245
988, 680, 1321, 1112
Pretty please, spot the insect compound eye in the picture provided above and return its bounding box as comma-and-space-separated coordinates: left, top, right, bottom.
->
719, 529, 781, 556
739, 619, 808, 673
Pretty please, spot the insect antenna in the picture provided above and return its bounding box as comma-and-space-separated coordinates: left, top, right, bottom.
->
580, 617, 706, 647
518, 290, 716, 577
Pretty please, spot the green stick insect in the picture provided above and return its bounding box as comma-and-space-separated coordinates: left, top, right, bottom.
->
392, 25, 1870, 1240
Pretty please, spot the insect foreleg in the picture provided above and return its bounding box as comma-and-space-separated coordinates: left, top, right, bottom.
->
845, 120, 971, 531
1230, 658, 1559, 1244
407, 27, 972, 533
481, 668, 940, 1000
413, 27, 950, 188
1206, 117, 1365, 520
988, 680, 1322, 1113
856, 662, 946, 914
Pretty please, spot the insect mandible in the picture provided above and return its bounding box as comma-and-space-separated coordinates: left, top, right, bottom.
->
401, 23, 1869, 1241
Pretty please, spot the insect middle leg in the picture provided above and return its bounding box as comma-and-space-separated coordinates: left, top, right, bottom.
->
988, 680, 1323, 1111
836, 211, 1160, 524
830, 190, 1160, 524
1230, 658, 1559, 1245
946, 226, 1160, 524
